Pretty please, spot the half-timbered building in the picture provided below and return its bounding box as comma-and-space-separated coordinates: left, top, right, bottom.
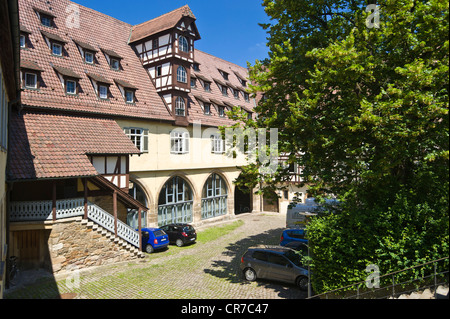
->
4, 0, 265, 276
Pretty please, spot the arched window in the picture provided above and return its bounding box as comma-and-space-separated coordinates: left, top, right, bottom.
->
127, 181, 148, 229
158, 176, 193, 226
179, 36, 189, 53
201, 173, 228, 219
177, 66, 187, 83
175, 96, 186, 116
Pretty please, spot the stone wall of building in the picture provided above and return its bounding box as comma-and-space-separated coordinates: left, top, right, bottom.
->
48, 217, 139, 274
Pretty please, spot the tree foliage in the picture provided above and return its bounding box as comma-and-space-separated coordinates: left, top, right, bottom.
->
242, 0, 449, 293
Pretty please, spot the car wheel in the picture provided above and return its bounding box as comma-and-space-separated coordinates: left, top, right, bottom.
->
244, 268, 257, 281
176, 239, 184, 247
296, 276, 308, 291
145, 244, 154, 254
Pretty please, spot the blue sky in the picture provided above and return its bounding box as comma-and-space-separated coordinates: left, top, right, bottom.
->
74, 0, 271, 68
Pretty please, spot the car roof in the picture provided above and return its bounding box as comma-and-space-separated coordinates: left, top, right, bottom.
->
248, 245, 293, 253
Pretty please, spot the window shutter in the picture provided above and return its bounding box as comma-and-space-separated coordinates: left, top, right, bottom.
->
184, 132, 190, 153
143, 129, 149, 153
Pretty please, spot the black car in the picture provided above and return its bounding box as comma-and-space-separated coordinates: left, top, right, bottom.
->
160, 223, 197, 247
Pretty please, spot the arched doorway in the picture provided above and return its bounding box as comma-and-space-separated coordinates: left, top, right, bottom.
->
158, 176, 193, 226
127, 181, 148, 229
263, 191, 279, 212
201, 173, 228, 220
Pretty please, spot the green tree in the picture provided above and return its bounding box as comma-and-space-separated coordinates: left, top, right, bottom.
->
239, 0, 449, 293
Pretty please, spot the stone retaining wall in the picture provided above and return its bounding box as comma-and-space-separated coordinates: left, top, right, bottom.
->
48, 217, 139, 274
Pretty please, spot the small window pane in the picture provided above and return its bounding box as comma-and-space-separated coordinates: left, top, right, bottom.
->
25, 73, 37, 88
20, 35, 26, 48
85, 52, 94, 64
99, 85, 108, 99
66, 80, 76, 94
126, 91, 134, 103
52, 43, 62, 56
111, 59, 119, 70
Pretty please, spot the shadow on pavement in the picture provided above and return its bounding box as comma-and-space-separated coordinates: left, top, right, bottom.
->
203, 225, 308, 299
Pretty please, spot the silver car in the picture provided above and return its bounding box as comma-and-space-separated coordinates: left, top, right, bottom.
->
240, 246, 309, 290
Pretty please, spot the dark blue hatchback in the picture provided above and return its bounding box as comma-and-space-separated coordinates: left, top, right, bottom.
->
141, 227, 169, 253
280, 228, 308, 246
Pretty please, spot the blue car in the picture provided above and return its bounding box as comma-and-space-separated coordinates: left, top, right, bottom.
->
141, 227, 169, 253
280, 228, 308, 246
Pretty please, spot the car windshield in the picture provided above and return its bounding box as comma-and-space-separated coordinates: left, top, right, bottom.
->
284, 250, 303, 267
153, 230, 166, 237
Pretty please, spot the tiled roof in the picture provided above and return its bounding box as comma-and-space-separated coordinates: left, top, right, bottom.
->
8, 111, 141, 181
18, 0, 173, 121
187, 50, 255, 127
130, 5, 197, 43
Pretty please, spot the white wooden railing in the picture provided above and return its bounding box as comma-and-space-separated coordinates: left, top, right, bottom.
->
9, 198, 140, 248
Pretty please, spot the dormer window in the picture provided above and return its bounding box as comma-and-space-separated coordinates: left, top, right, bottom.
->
85, 51, 94, 64
218, 69, 229, 81
111, 58, 120, 70
125, 90, 135, 103
233, 89, 240, 99
221, 86, 228, 97
34, 7, 56, 27
218, 106, 225, 117
41, 30, 67, 57
193, 63, 200, 72
101, 48, 123, 71
20, 34, 26, 48
19, 25, 31, 49
87, 72, 112, 100
66, 79, 77, 95
21, 60, 44, 90
73, 40, 99, 65
179, 35, 189, 53
52, 65, 81, 96
203, 103, 211, 115
99, 85, 108, 99
114, 79, 138, 104
25, 72, 37, 89
41, 15, 52, 27
52, 42, 62, 56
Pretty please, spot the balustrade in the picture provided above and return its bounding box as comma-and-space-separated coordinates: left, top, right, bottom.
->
9, 198, 141, 248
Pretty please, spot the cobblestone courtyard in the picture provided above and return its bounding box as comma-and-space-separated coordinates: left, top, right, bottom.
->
5, 212, 307, 299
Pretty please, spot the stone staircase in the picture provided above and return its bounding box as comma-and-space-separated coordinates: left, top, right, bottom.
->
79, 218, 145, 258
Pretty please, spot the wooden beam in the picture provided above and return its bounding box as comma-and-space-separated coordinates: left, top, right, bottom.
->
52, 181, 57, 221
138, 207, 142, 251
113, 190, 118, 237
84, 178, 88, 219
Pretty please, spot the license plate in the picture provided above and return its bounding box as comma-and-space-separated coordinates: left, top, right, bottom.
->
161, 238, 166, 241
190, 238, 195, 241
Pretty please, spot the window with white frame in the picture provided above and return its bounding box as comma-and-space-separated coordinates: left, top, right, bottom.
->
98, 85, 108, 99
66, 79, 76, 94
171, 130, 189, 154
175, 96, 185, 116
177, 66, 187, 83
85, 51, 94, 64
52, 42, 62, 56
211, 134, 225, 154
124, 127, 148, 153
125, 90, 135, 103
203, 103, 211, 115
179, 36, 189, 53
24, 72, 37, 89
20, 34, 26, 48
